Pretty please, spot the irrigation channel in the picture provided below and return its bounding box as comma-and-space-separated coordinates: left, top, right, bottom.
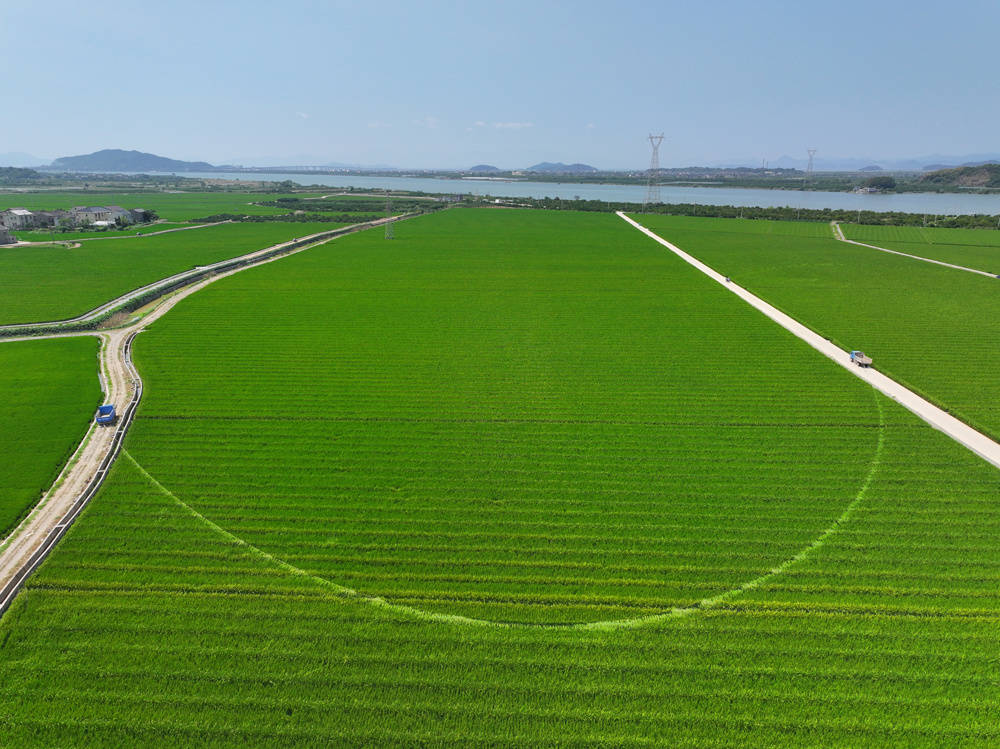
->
0, 214, 410, 616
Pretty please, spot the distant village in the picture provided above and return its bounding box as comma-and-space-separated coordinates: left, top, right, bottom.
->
0, 205, 154, 243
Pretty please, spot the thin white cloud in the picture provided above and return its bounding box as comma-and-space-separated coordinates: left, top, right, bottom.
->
586, 123, 596, 129
474, 120, 487, 127
494, 121, 533, 130
296, 112, 309, 119
413, 116, 441, 129
368, 120, 392, 129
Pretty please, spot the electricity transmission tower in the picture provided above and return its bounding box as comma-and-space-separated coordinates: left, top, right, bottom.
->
384, 189, 393, 239
806, 148, 817, 181
643, 133, 664, 212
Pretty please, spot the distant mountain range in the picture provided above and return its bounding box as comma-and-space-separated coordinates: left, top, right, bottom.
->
48, 149, 214, 172
27, 147, 1000, 176
39, 149, 606, 175
522, 162, 598, 174
922, 164, 1000, 188
742, 153, 1000, 172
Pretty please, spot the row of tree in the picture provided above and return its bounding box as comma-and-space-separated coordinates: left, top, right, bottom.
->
472, 196, 1000, 229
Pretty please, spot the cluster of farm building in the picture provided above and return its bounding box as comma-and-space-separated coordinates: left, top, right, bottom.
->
0, 205, 153, 243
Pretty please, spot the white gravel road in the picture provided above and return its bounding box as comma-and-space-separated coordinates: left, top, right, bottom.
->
620, 211, 1000, 471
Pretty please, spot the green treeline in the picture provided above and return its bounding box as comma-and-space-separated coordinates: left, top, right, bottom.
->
497, 196, 1000, 229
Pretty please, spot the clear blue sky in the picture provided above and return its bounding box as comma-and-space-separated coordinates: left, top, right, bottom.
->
3, 0, 998, 169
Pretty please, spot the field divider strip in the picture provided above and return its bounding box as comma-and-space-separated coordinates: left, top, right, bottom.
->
831, 222, 997, 277
619, 212, 1000, 472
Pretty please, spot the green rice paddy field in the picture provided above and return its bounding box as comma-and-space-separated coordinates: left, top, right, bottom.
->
634, 214, 1000, 439
0, 221, 345, 325
0, 337, 100, 536
841, 223, 1000, 272
1, 209, 998, 744
13, 223, 190, 242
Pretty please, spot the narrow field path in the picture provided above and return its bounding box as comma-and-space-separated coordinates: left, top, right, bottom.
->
830, 221, 998, 278
0, 217, 405, 333
74, 219, 233, 241
621, 212, 1000, 471
0, 214, 410, 615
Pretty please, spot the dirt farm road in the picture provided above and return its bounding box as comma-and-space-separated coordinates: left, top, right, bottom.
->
0, 215, 408, 614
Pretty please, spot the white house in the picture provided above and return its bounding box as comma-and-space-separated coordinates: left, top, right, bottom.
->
71, 206, 113, 224
1, 208, 35, 230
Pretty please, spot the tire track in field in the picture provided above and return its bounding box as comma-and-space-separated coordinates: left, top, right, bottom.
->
121, 392, 885, 631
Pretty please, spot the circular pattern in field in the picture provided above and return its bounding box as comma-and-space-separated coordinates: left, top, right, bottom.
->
136, 413, 879, 625
131, 209, 883, 625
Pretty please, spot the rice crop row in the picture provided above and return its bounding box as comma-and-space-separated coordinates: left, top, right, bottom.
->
0, 221, 346, 325
0, 337, 101, 536
0, 209, 997, 743
633, 213, 1000, 438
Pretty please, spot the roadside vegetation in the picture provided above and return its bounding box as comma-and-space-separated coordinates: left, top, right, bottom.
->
1, 209, 999, 743
0, 337, 100, 536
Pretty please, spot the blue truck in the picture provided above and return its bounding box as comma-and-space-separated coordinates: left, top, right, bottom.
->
95, 404, 116, 426
850, 350, 872, 368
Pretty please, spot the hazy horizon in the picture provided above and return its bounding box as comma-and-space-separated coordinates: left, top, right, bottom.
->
3, 0, 998, 170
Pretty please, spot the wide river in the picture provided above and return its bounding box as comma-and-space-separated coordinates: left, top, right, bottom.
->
174, 171, 1000, 215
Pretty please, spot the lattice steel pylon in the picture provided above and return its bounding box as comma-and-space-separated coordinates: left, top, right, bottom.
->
643, 133, 664, 212
806, 148, 817, 181
384, 189, 393, 239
